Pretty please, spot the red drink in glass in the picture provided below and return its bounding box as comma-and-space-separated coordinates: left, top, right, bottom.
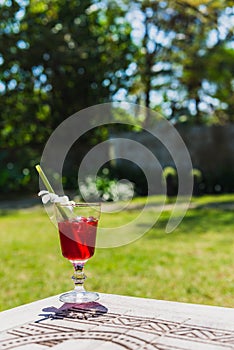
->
58, 217, 98, 261
55, 202, 100, 303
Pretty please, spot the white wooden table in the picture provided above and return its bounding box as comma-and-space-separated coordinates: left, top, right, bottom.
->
0, 293, 233, 349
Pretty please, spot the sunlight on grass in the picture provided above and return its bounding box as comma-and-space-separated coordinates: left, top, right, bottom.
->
0, 195, 233, 311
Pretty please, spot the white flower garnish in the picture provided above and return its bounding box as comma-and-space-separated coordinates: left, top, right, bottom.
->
38, 191, 75, 209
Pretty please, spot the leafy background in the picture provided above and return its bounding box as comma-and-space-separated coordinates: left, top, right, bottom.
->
0, 0, 233, 196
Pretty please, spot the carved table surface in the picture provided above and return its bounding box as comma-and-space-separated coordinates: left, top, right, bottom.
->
0, 293, 233, 350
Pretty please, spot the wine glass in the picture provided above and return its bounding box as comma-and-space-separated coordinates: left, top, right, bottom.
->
54, 202, 101, 303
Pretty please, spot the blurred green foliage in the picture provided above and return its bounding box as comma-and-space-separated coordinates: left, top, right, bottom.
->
0, 0, 233, 195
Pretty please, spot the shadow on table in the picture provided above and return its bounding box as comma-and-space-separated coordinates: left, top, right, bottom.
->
37, 302, 108, 323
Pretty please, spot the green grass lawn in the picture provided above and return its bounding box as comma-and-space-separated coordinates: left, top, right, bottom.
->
0, 194, 233, 311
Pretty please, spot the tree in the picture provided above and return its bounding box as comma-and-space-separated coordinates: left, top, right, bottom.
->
170, 0, 234, 124
124, 0, 234, 124
0, 0, 136, 193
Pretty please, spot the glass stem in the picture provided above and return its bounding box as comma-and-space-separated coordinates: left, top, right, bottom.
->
72, 262, 87, 292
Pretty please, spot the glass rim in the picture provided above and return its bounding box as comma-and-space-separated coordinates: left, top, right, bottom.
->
56, 202, 101, 207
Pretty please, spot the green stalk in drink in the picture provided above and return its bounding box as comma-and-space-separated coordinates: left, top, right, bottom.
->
35, 164, 70, 220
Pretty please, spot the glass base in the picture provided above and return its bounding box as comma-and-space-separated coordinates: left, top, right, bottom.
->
59, 290, 99, 303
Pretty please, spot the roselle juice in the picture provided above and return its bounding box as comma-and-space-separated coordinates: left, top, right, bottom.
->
58, 217, 98, 261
